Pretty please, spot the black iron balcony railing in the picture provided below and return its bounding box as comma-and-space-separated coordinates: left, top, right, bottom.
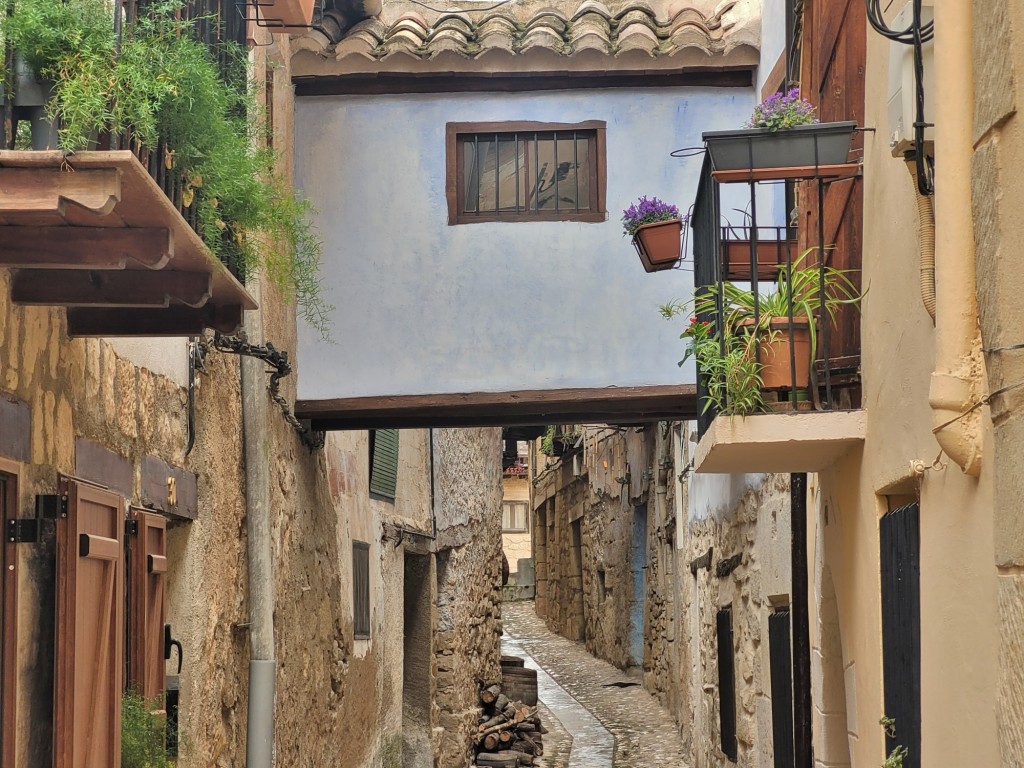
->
691, 154, 863, 436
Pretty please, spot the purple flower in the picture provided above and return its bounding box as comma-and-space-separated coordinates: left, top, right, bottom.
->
622, 196, 683, 236
746, 87, 818, 130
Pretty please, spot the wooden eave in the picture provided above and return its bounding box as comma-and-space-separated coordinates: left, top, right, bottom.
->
0, 150, 257, 336
296, 385, 698, 431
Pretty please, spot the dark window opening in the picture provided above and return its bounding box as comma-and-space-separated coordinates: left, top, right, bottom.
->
353, 541, 371, 639
446, 121, 606, 224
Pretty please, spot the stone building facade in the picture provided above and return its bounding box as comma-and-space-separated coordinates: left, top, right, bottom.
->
533, 425, 792, 767
0, 23, 504, 768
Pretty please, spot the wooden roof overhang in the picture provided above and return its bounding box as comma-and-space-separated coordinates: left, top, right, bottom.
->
296, 384, 698, 431
0, 150, 257, 336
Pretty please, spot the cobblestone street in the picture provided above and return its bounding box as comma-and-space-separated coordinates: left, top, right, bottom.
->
502, 601, 689, 768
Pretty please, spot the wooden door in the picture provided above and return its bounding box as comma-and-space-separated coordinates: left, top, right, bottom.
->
128, 508, 167, 702
54, 479, 125, 768
769, 608, 794, 768
0, 461, 18, 768
799, 0, 866, 388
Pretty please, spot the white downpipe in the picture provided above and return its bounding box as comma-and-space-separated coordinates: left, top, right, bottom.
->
928, 0, 984, 475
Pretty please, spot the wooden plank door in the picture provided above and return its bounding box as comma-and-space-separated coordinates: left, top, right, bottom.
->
0, 461, 18, 768
799, 0, 866, 381
54, 479, 125, 768
128, 508, 167, 702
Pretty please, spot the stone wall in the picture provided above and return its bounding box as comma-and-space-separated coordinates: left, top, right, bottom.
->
432, 428, 504, 768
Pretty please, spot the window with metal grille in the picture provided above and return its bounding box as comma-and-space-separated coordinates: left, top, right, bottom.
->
716, 605, 738, 761
446, 121, 607, 224
369, 429, 399, 502
502, 501, 529, 533
353, 541, 371, 639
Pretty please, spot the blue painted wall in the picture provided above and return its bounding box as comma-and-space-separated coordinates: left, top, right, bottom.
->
294, 87, 759, 400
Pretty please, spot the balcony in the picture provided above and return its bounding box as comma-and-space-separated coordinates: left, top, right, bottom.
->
687, 144, 865, 474
0, 0, 258, 337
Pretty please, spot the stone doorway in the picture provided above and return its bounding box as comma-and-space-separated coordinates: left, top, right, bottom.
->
402, 551, 433, 768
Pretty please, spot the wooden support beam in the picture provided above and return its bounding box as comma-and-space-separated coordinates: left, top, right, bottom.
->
65, 303, 243, 337
0, 168, 121, 216
297, 385, 699, 430
11, 270, 210, 308
712, 164, 861, 183
0, 227, 171, 270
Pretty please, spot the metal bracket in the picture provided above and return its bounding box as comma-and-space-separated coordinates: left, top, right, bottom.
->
7, 518, 39, 544
716, 552, 743, 578
690, 546, 713, 575
126, 519, 139, 537
35, 493, 67, 519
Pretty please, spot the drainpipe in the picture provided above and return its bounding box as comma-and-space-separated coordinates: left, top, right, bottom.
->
241, 276, 277, 768
906, 160, 936, 321
928, 0, 984, 476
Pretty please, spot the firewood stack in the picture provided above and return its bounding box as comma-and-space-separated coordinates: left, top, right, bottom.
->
472, 681, 547, 767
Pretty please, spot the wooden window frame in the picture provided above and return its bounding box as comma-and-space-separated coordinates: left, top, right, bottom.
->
352, 541, 371, 640
445, 121, 607, 225
501, 500, 529, 534
0, 459, 19, 768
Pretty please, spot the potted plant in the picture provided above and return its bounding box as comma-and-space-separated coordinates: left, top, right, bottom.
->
0, 0, 331, 335
662, 249, 861, 414
622, 196, 686, 273
702, 88, 857, 171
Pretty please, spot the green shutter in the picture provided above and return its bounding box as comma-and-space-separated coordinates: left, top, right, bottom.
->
369, 429, 399, 500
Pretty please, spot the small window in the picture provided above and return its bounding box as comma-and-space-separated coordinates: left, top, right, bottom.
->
446, 121, 606, 224
502, 501, 529, 533
369, 429, 399, 501
353, 541, 371, 639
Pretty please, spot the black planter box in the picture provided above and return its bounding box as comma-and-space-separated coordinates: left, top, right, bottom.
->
702, 121, 858, 171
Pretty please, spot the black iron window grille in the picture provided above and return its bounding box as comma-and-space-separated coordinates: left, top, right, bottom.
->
446, 121, 606, 224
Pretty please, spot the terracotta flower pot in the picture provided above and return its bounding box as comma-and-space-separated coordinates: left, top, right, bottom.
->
741, 317, 813, 390
632, 219, 683, 273
262, 0, 316, 30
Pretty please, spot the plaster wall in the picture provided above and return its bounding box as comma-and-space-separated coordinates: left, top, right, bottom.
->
502, 476, 532, 573
293, 87, 757, 400
804, 14, 1000, 768
757, 0, 788, 96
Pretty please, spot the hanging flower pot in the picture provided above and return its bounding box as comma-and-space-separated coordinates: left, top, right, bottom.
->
622, 195, 685, 273
633, 219, 684, 272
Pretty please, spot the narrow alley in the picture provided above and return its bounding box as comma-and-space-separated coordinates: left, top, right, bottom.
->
501, 601, 689, 768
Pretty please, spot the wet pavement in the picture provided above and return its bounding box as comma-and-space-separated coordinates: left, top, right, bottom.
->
501, 601, 689, 768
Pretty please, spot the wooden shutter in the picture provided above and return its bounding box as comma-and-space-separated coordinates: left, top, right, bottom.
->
353, 541, 371, 639
0, 462, 18, 768
716, 606, 738, 761
128, 508, 168, 702
798, 0, 866, 375
769, 608, 795, 768
369, 429, 399, 500
880, 503, 921, 768
54, 478, 125, 768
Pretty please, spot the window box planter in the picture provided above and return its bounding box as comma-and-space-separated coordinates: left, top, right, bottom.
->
260, 0, 317, 31
702, 121, 858, 172
632, 218, 683, 273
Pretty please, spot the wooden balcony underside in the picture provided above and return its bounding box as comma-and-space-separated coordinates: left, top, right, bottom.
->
0, 151, 256, 336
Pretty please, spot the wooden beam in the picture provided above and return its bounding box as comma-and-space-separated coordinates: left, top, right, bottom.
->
0, 168, 121, 216
0, 227, 171, 270
296, 385, 698, 430
293, 68, 754, 97
11, 270, 211, 308
65, 303, 243, 337
712, 164, 861, 183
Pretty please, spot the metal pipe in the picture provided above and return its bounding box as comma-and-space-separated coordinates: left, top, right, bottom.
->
928, 0, 984, 475
791, 472, 812, 766
907, 158, 936, 321
241, 275, 277, 768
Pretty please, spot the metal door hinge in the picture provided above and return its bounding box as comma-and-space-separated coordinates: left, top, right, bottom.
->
7, 518, 39, 544
126, 520, 139, 537
35, 493, 68, 519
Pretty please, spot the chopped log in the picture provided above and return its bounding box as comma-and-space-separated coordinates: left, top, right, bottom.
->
479, 715, 506, 732
475, 753, 519, 768
502, 703, 518, 720
480, 684, 502, 705
498, 730, 513, 745
483, 733, 500, 751
494, 693, 510, 712
478, 719, 520, 739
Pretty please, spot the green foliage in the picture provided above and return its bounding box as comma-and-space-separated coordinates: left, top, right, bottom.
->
540, 425, 557, 457
121, 690, 174, 768
879, 716, 909, 768
2, 0, 331, 336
